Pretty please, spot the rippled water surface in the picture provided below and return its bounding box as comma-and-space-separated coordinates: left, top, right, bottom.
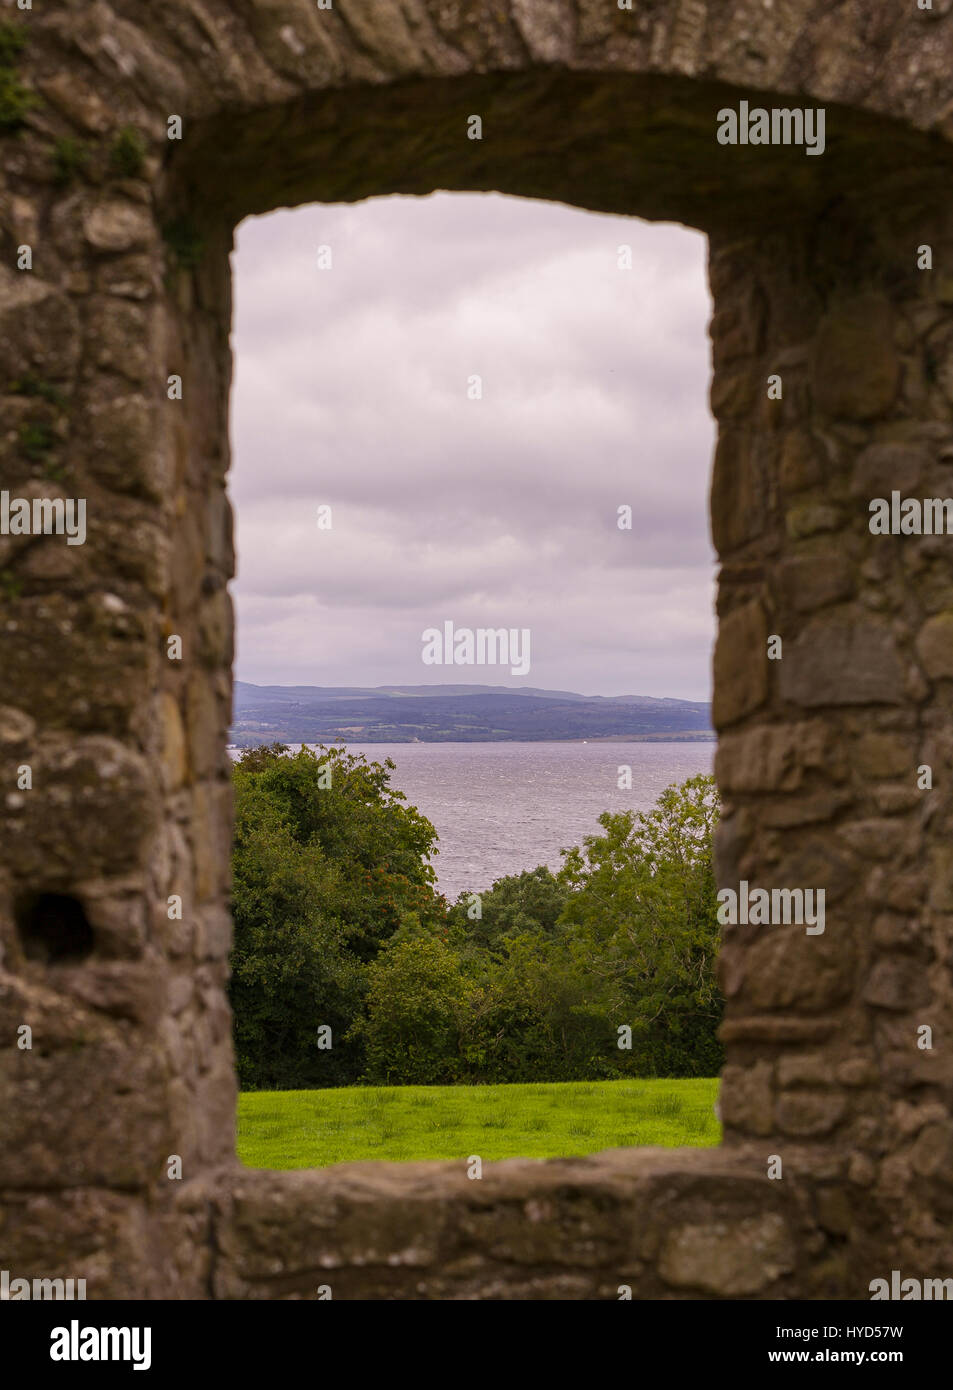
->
337, 740, 715, 900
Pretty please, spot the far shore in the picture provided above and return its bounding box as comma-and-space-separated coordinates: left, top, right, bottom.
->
227, 732, 716, 748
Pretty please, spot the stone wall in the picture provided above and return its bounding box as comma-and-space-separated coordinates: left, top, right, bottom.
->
1, 0, 952, 1298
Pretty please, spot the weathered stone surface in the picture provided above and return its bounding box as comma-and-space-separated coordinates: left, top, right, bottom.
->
3, 736, 156, 879
786, 503, 841, 539
0, 268, 80, 382
853, 731, 917, 780
712, 600, 768, 728
779, 431, 824, 494
927, 846, 953, 911
0, 594, 156, 736
915, 611, 953, 679
710, 366, 761, 420
742, 936, 854, 1013
659, 1213, 796, 1295
81, 394, 167, 500
761, 792, 849, 828
720, 1017, 837, 1045
716, 722, 831, 793
779, 1053, 846, 1088
0, 1035, 171, 1188
83, 199, 156, 255
1, 1186, 208, 1300
863, 958, 932, 1011
214, 1149, 820, 1299
0, 705, 35, 746
159, 693, 188, 791
851, 442, 931, 500
776, 1091, 847, 1138
812, 296, 900, 421
779, 616, 906, 706
83, 298, 155, 385
910, 1122, 953, 1179
780, 554, 854, 612
710, 429, 767, 553
720, 1061, 774, 1136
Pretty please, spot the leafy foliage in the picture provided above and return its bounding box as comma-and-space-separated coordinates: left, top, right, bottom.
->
230, 757, 723, 1089
446, 864, 567, 953
229, 744, 445, 1088
557, 774, 723, 1075
349, 936, 472, 1085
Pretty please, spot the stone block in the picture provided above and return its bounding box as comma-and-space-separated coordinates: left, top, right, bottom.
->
779, 615, 905, 705
713, 599, 769, 727
916, 611, 953, 679
812, 295, 899, 421
659, 1213, 795, 1295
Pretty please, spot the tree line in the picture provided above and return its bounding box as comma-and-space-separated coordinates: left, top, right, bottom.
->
229, 744, 723, 1089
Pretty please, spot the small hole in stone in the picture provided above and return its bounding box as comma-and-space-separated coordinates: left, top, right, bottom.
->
16, 893, 95, 964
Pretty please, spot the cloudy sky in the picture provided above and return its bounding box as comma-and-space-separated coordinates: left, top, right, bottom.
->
228, 193, 716, 700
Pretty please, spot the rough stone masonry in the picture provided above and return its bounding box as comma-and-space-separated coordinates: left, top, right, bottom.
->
1, 0, 953, 1299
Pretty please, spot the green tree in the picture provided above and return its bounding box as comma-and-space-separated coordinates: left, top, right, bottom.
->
234, 743, 445, 960
229, 744, 446, 1088
230, 785, 364, 1087
462, 928, 619, 1082
230, 754, 723, 1089
447, 864, 568, 954
350, 936, 472, 1085
557, 774, 723, 1076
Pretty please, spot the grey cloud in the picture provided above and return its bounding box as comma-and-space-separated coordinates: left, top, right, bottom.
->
229, 192, 716, 698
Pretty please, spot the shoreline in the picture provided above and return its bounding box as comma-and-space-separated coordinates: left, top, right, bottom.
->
228, 732, 716, 749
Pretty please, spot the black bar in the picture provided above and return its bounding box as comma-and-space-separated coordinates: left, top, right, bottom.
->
2, 1298, 948, 1375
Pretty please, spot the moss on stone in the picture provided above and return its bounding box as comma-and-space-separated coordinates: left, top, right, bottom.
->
18, 418, 55, 464
8, 373, 68, 408
0, 21, 26, 66
0, 569, 23, 601
163, 216, 205, 270
0, 22, 36, 132
52, 136, 89, 185
109, 125, 146, 178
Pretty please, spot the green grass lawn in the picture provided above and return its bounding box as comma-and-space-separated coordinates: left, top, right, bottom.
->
236, 1077, 721, 1169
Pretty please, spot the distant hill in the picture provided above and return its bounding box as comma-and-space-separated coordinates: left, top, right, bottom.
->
230, 682, 714, 745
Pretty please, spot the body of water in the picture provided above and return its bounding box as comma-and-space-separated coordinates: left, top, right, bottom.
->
335, 740, 715, 901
